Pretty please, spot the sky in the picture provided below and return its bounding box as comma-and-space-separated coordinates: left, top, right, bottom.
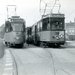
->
0, 0, 75, 27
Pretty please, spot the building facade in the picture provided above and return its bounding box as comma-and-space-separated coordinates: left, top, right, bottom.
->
65, 21, 75, 40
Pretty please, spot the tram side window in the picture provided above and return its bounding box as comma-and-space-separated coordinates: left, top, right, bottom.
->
27, 28, 31, 35
39, 21, 42, 31
35, 25, 38, 33
5, 21, 12, 32
32, 26, 35, 33
23, 23, 25, 32
47, 21, 50, 30
42, 18, 50, 31
37, 23, 39, 32
42, 19, 47, 31
30, 27, 32, 35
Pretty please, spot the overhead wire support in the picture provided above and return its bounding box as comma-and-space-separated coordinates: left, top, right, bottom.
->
39, 0, 61, 19
66, 9, 75, 18
44, 4, 47, 15
7, 5, 17, 19
50, 0, 57, 13
58, 0, 61, 13
58, 4, 61, 13
39, 0, 49, 18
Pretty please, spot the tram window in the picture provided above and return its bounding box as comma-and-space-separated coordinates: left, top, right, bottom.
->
39, 21, 42, 31
37, 23, 39, 32
42, 22, 47, 30
23, 23, 25, 32
51, 18, 64, 30
42, 19, 45, 30
5, 21, 12, 32
47, 21, 50, 30
12, 23, 25, 32
35, 25, 38, 32
29, 27, 32, 35
42, 18, 49, 31
32, 26, 35, 33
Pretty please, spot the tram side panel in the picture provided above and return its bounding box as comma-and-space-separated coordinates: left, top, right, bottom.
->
36, 31, 65, 45
40, 31, 51, 42
27, 14, 65, 47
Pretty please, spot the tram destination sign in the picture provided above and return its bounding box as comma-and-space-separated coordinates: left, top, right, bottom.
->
11, 19, 24, 22
42, 14, 65, 19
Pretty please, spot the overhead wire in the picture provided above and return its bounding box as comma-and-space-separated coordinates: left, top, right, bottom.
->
40, 0, 75, 22
66, 9, 75, 18
25, 7, 39, 18
50, 0, 61, 13
50, 0, 57, 13
40, 0, 61, 16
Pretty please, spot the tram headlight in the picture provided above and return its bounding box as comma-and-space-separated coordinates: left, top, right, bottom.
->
59, 34, 64, 38
15, 37, 20, 40
52, 35, 59, 39
56, 36, 59, 40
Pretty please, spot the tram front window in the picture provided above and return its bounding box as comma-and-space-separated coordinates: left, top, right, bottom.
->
12, 23, 25, 32
51, 18, 64, 30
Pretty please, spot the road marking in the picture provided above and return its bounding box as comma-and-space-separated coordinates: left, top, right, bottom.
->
5, 63, 13, 66
4, 68, 13, 70
6, 58, 12, 61
6, 55, 11, 57
2, 49, 14, 75
2, 73, 13, 75
6, 60, 12, 63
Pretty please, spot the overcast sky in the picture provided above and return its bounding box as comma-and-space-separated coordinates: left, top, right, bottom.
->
0, 0, 75, 27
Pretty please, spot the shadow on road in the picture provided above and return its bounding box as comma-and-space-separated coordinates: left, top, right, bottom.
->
0, 39, 5, 60
5, 43, 75, 50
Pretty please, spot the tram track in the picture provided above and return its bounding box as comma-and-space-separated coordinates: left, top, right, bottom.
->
10, 48, 28, 75
2, 48, 18, 75
6, 44, 74, 75
9, 48, 18, 75
24, 48, 59, 75
23, 48, 57, 75
45, 48, 72, 75
23, 46, 72, 75
61, 49, 75, 56
30, 44, 72, 75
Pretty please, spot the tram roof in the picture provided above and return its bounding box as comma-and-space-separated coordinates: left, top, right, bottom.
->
42, 13, 65, 19
8, 16, 25, 22
12, 16, 20, 18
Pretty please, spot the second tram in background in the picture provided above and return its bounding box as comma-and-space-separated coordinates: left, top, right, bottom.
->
4, 16, 26, 47
26, 13, 65, 47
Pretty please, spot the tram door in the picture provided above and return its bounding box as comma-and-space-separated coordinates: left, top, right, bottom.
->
35, 25, 37, 43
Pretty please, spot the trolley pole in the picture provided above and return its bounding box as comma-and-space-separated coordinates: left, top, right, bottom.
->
7, 5, 17, 19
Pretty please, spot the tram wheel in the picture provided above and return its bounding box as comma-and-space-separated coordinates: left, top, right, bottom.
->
40, 42, 48, 48
20, 44, 23, 48
54, 44, 60, 48
7, 42, 11, 47
15, 44, 23, 48
5, 42, 8, 46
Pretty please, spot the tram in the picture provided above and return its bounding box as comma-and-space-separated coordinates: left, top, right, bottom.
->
4, 16, 26, 47
26, 13, 65, 47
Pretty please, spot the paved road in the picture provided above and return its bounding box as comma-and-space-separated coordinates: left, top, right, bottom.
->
0, 38, 5, 75
1, 41, 75, 75
3, 42, 74, 75
0, 39, 5, 59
